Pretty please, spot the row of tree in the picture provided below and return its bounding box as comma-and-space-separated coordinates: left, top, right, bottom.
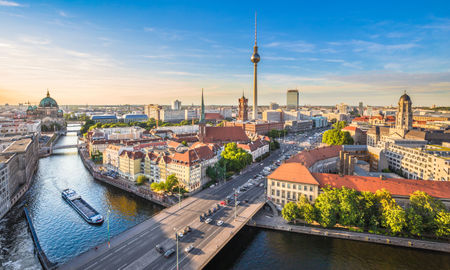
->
150, 174, 186, 194
281, 187, 450, 238
322, 121, 354, 145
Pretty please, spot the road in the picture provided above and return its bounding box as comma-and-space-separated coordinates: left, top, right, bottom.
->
61, 128, 327, 270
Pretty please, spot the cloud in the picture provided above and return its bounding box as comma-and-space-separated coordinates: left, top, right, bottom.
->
264, 56, 296, 61
58, 10, 68, 17
266, 40, 315, 53
0, 0, 22, 7
20, 36, 51, 45
157, 71, 203, 76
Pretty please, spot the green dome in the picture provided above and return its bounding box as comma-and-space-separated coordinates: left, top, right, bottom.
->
39, 90, 58, 108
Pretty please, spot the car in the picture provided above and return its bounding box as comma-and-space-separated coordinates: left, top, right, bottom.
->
210, 184, 215, 188
243, 199, 249, 203
184, 226, 191, 233
178, 232, 184, 238
236, 201, 241, 205
184, 244, 194, 253
217, 220, 224, 226
164, 249, 175, 258
216, 203, 221, 208
199, 215, 203, 222
259, 183, 264, 187
205, 218, 212, 224
155, 244, 164, 254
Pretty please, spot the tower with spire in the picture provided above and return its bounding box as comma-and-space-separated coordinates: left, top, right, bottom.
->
238, 91, 249, 121
251, 12, 260, 120
200, 88, 205, 123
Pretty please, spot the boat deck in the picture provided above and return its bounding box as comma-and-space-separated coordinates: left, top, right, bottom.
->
72, 198, 97, 218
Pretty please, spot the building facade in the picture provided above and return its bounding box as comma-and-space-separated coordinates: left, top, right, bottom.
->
286, 89, 299, 111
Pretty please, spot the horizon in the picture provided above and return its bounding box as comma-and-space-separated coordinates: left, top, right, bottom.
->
1, 0, 449, 106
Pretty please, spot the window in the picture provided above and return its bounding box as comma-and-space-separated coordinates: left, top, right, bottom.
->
304, 186, 307, 191
310, 186, 313, 192
272, 181, 274, 186
282, 183, 285, 188
309, 195, 312, 201
287, 191, 291, 199
293, 184, 296, 190
276, 190, 280, 196
271, 190, 274, 195
277, 182, 280, 187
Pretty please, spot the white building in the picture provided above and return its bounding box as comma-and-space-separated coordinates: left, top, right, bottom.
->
172, 100, 182, 110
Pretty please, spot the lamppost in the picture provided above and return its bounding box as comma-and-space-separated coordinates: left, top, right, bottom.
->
234, 188, 237, 220
107, 210, 111, 248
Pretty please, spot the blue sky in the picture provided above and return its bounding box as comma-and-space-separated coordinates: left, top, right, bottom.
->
0, 0, 449, 106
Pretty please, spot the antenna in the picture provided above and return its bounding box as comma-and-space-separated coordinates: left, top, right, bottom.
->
254, 11, 257, 46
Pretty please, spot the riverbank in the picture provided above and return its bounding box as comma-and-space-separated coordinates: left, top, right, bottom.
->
78, 147, 172, 207
247, 209, 450, 253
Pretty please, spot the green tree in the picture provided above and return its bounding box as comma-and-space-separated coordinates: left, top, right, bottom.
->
337, 187, 365, 227
314, 188, 340, 228
282, 202, 301, 222
376, 189, 406, 234
221, 143, 253, 172
359, 191, 381, 229
136, 175, 148, 185
181, 141, 188, 146
435, 211, 450, 237
407, 191, 445, 236
297, 195, 316, 224
322, 121, 354, 145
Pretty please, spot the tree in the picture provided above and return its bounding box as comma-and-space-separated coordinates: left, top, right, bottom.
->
358, 191, 381, 229
136, 175, 148, 185
150, 174, 180, 194
435, 211, 450, 237
322, 121, 354, 145
407, 191, 445, 236
297, 195, 316, 224
220, 143, 253, 172
337, 187, 365, 227
376, 189, 406, 234
314, 188, 340, 228
282, 202, 301, 222
181, 141, 188, 146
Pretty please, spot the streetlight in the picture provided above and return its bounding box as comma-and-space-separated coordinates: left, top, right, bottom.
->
107, 210, 111, 248
234, 188, 237, 220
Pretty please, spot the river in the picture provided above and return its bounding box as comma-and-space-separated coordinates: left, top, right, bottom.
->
1, 124, 449, 270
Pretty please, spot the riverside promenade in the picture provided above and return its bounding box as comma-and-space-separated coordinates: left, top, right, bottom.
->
78, 147, 172, 207
248, 209, 450, 253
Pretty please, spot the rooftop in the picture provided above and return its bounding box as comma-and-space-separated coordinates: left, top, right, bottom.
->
268, 163, 319, 185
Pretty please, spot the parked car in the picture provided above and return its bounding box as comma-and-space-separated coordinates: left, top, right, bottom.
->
184, 226, 191, 233
164, 249, 175, 258
205, 218, 212, 224
243, 199, 249, 203
217, 220, 224, 226
184, 244, 194, 253
155, 244, 164, 254
177, 232, 184, 238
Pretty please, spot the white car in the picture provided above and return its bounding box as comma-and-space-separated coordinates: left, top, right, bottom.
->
178, 232, 184, 238
205, 218, 212, 224
217, 220, 224, 226
184, 244, 194, 253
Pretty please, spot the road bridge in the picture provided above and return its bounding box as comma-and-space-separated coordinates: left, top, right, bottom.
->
60, 149, 284, 270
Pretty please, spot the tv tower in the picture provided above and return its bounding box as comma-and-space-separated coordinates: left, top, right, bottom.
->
251, 12, 260, 120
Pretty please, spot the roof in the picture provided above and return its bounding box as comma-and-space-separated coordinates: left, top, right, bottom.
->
342, 126, 361, 132
204, 113, 224, 120
124, 114, 148, 120
237, 138, 268, 152
202, 126, 249, 143
171, 145, 215, 166
91, 115, 117, 120
167, 140, 183, 149
39, 91, 58, 108
313, 173, 450, 199
268, 163, 319, 185
119, 150, 144, 160
286, 145, 342, 168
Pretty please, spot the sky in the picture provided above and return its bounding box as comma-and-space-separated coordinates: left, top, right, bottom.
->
0, 0, 449, 107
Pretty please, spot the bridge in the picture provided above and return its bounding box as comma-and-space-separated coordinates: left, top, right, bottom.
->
60, 149, 284, 270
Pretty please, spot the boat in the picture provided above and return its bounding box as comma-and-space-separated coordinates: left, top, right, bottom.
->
61, 189, 104, 224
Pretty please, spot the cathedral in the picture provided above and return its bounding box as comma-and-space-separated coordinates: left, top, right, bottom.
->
27, 90, 65, 131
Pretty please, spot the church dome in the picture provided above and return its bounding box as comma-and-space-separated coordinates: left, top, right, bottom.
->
399, 93, 411, 103
39, 90, 58, 108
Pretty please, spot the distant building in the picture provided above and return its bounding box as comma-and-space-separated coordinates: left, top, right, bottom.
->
237, 94, 249, 122
337, 103, 348, 114
269, 102, 279, 110
26, 90, 65, 131
342, 126, 366, 145
172, 100, 182, 110
123, 114, 148, 123
144, 104, 162, 121
91, 115, 118, 124
224, 121, 284, 136
286, 89, 299, 110
262, 110, 282, 122
358, 102, 364, 116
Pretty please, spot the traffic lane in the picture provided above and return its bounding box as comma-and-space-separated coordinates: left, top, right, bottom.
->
175, 189, 265, 270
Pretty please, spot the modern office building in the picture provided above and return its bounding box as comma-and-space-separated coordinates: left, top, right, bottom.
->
286, 89, 299, 110
172, 100, 182, 110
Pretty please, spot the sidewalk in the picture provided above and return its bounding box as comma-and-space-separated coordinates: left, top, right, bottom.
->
248, 209, 450, 253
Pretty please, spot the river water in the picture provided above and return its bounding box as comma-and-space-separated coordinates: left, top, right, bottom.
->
1, 124, 449, 270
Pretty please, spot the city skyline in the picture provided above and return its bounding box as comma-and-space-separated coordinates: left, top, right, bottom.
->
1, 0, 449, 106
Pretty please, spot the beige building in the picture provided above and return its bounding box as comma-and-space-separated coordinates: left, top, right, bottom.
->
384, 143, 450, 181
118, 150, 144, 180
103, 144, 124, 170
267, 163, 320, 206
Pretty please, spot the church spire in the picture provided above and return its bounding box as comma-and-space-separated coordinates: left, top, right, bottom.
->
46, 89, 50, 97
200, 88, 205, 123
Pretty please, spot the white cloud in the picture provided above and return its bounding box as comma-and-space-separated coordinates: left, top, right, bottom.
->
20, 36, 51, 45
58, 10, 68, 17
266, 40, 315, 53
0, 0, 22, 7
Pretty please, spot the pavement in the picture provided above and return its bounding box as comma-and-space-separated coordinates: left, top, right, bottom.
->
60, 129, 325, 270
